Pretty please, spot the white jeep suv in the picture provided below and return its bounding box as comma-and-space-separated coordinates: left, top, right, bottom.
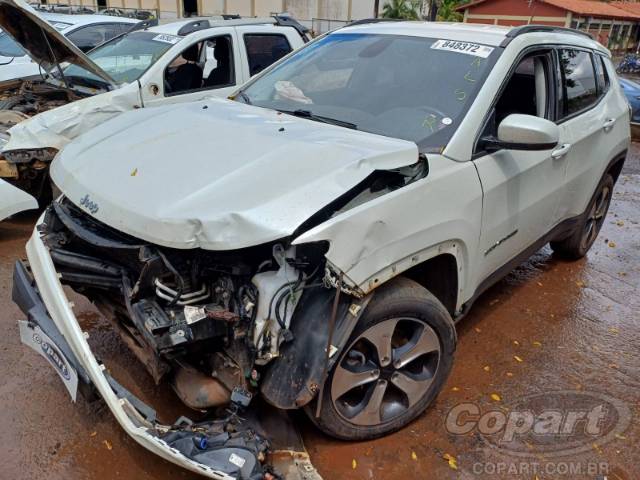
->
14, 21, 629, 479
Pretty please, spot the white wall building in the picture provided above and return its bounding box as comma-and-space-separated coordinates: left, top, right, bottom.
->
43, 0, 405, 31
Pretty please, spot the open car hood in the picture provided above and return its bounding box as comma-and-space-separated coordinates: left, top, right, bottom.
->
0, 0, 116, 87
51, 98, 419, 250
0, 178, 37, 221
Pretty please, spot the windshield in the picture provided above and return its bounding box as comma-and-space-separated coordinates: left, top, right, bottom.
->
0, 32, 25, 58
240, 33, 499, 150
63, 31, 181, 86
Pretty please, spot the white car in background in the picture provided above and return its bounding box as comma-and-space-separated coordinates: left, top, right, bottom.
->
0, 12, 140, 82
0, 0, 307, 213
13, 20, 629, 478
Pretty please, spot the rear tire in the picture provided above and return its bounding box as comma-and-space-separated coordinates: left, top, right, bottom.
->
305, 277, 456, 440
550, 174, 614, 259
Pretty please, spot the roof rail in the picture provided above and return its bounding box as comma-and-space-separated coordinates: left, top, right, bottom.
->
502, 25, 593, 46
175, 16, 309, 39
347, 18, 400, 27
177, 19, 212, 36
273, 15, 310, 39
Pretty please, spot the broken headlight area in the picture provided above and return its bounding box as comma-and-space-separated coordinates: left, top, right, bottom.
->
3, 147, 59, 163
41, 198, 330, 413
0, 79, 79, 116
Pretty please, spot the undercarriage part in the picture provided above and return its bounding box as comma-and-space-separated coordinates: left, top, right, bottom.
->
260, 286, 372, 410
171, 364, 231, 410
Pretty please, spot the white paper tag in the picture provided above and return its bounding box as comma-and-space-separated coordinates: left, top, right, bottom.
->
183, 306, 207, 324
229, 452, 246, 468
431, 39, 494, 58
152, 34, 181, 44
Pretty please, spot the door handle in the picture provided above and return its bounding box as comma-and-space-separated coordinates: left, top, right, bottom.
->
603, 118, 616, 132
551, 143, 571, 160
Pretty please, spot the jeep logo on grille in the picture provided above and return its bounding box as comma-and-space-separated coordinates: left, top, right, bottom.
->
79, 194, 99, 214
33, 333, 71, 381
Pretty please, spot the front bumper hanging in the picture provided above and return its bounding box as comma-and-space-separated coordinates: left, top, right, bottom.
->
12, 216, 272, 480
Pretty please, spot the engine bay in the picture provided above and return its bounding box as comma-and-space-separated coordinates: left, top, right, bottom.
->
40, 198, 329, 411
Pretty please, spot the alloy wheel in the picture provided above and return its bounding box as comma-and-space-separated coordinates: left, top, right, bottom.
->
331, 317, 441, 426
581, 184, 611, 251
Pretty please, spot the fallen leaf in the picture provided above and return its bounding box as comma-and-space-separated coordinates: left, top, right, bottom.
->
352, 459, 357, 469
490, 393, 501, 402
103, 440, 112, 451
536, 282, 543, 287
483, 365, 490, 372
615, 433, 627, 440
411, 451, 417, 461
451, 386, 460, 392
532, 341, 542, 347
443, 453, 458, 470
130, 168, 138, 177
576, 281, 585, 288
474, 327, 481, 333
513, 340, 520, 346
90, 431, 97, 437
514, 355, 523, 363
608, 241, 616, 248
506, 372, 514, 377
616, 220, 624, 226
609, 327, 619, 334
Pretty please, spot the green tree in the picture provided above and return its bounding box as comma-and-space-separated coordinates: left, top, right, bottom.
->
437, 0, 464, 21
382, 0, 421, 20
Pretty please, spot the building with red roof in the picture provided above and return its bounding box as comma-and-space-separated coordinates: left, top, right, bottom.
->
456, 0, 640, 50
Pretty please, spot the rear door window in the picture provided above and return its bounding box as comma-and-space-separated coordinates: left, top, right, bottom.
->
558, 49, 598, 118
244, 34, 292, 76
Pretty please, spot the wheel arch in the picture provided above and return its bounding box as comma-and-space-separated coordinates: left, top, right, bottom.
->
607, 150, 627, 183
402, 253, 459, 317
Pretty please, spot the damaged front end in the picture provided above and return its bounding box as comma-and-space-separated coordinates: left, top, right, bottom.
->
0, 79, 82, 197
15, 198, 356, 477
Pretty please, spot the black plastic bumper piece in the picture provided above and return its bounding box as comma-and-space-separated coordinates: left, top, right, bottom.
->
12, 260, 95, 397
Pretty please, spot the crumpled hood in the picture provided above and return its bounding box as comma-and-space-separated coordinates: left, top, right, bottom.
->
4, 86, 138, 153
51, 98, 419, 250
0, 0, 116, 86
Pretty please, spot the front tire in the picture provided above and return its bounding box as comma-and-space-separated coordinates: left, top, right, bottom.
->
550, 174, 614, 259
305, 277, 456, 440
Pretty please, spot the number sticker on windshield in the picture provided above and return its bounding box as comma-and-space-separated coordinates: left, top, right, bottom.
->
431, 40, 494, 58
152, 34, 181, 45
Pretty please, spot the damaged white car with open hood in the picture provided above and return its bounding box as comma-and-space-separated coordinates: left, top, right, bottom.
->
13, 20, 629, 479
0, 0, 306, 206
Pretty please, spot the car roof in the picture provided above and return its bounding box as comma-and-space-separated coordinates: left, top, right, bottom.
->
338, 21, 607, 53
40, 12, 139, 29
147, 17, 286, 36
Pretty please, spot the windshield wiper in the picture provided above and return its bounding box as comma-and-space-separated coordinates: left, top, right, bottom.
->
236, 91, 252, 105
280, 109, 358, 130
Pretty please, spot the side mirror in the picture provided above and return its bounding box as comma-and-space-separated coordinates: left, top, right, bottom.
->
481, 114, 559, 152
